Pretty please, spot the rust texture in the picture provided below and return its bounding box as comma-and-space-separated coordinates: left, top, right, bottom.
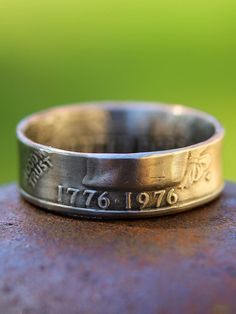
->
1, 183, 236, 314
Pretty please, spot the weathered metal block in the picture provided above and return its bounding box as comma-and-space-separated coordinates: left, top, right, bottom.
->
0, 183, 236, 313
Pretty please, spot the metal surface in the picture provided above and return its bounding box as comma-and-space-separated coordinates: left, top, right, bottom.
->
1, 182, 236, 313
17, 102, 224, 218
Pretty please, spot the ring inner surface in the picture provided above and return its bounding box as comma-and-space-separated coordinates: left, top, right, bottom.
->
23, 107, 215, 153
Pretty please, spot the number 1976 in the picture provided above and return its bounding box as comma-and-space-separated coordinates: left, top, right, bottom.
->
126, 189, 178, 210
57, 185, 179, 210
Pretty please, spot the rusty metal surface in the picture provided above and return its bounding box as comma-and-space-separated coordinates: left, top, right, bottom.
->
1, 183, 236, 314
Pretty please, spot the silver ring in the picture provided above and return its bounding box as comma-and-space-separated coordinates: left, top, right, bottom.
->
17, 102, 224, 219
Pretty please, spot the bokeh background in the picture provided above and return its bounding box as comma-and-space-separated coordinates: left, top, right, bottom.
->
0, 0, 236, 184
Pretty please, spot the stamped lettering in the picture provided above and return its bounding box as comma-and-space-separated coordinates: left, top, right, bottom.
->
127, 188, 178, 210
57, 185, 179, 211
25, 151, 52, 187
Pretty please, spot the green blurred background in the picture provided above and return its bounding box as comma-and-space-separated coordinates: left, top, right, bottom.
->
0, 0, 236, 184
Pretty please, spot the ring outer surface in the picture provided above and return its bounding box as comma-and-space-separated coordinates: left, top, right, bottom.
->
17, 102, 225, 219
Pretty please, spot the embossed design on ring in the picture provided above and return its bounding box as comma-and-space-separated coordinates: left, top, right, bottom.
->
24, 151, 53, 188
179, 152, 211, 190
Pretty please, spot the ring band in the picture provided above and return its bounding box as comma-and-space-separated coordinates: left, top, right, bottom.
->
17, 102, 224, 219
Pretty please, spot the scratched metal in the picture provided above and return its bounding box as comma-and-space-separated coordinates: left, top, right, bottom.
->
0, 183, 236, 314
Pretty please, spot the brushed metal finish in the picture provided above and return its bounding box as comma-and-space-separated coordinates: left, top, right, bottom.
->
16, 102, 225, 218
